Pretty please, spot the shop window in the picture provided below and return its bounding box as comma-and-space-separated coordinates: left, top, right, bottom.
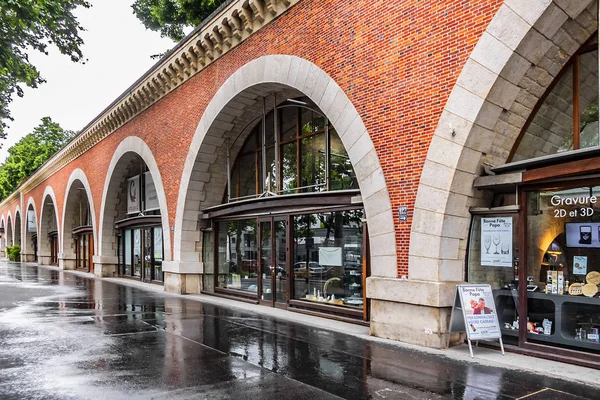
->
227, 99, 358, 200
292, 209, 364, 310
512, 36, 598, 161
118, 226, 163, 282
525, 186, 600, 350
217, 219, 258, 293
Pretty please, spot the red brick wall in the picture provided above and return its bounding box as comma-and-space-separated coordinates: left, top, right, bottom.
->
1, 0, 502, 275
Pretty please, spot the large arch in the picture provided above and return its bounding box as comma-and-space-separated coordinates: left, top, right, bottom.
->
0, 215, 5, 257
60, 170, 96, 270
6, 212, 13, 248
23, 197, 38, 262
39, 186, 60, 266
168, 55, 396, 293
13, 206, 21, 247
411, 3, 597, 282
96, 136, 170, 277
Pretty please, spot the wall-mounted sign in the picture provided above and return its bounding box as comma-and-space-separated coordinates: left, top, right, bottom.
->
481, 217, 512, 267
144, 172, 159, 211
127, 175, 140, 214
398, 206, 408, 222
27, 209, 36, 232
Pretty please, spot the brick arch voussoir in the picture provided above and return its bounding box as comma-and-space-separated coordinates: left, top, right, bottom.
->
174, 55, 397, 277
411, 0, 597, 282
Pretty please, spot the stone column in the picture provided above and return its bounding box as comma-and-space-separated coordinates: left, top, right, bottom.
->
93, 255, 117, 277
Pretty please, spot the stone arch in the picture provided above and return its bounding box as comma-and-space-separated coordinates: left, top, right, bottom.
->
60, 170, 96, 269
39, 186, 60, 265
13, 206, 21, 247
0, 215, 5, 255
23, 197, 38, 261
97, 136, 171, 275
170, 54, 395, 280
6, 212, 13, 248
411, 1, 597, 282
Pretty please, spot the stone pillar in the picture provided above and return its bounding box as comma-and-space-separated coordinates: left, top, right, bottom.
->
162, 261, 203, 294
93, 255, 117, 277
58, 252, 76, 270
38, 251, 51, 266
366, 278, 463, 349
21, 251, 36, 262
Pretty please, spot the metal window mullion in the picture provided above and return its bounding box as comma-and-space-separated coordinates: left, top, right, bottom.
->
262, 98, 267, 195
226, 138, 231, 203
274, 95, 278, 195
325, 118, 330, 191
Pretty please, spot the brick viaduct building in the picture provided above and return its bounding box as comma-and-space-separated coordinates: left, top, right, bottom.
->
1, 0, 599, 362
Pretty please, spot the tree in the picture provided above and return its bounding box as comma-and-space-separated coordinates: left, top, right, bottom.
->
0, 117, 75, 200
0, 0, 90, 142
131, 0, 226, 42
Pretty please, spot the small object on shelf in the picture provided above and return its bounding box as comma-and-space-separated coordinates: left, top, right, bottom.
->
582, 283, 598, 297
542, 319, 552, 335
586, 271, 600, 285
588, 328, 599, 342
527, 321, 535, 332
568, 283, 583, 296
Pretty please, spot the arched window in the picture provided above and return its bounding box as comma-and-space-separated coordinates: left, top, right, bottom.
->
511, 35, 599, 161
227, 98, 358, 201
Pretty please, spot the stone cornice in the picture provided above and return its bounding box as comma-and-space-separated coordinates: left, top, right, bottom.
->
1, 0, 299, 208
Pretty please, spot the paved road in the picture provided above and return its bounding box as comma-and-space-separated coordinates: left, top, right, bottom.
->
0, 261, 598, 400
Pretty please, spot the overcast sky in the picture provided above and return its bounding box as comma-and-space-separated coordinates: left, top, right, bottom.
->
0, 0, 175, 161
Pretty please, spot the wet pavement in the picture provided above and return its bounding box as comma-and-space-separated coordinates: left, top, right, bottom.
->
0, 261, 599, 400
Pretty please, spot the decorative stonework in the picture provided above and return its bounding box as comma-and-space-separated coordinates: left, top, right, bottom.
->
410, 0, 597, 283
170, 55, 397, 279
0, 0, 300, 207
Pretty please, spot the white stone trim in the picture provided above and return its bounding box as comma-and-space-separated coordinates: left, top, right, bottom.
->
61, 170, 96, 255
39, 186, 60, 255
410, 0, 596, 282
22, 196, 37, 255
174, 55, 397, 277
13, 205, 21, 246
97, 136, 171, 261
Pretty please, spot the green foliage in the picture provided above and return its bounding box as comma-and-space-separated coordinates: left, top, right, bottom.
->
131, 0, 227, 42
0, 0, 90, 141
6, 245, 20, 261
0, 117, 75, 200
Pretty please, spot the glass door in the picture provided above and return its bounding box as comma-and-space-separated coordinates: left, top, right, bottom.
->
259, 218, 288, 307
143, 228, 153, 282
259, 220, 272, 304
274, 218, 288, 305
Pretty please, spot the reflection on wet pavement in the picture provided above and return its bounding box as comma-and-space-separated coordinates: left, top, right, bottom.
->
0, 262, 598, 399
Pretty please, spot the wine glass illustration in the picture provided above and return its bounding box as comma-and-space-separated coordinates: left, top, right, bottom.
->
484, 235, 491, 254
501, 242, 509, 255
493, 234, 501, 254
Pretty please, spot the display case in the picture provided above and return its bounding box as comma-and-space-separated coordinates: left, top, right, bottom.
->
494, 289, 600, 352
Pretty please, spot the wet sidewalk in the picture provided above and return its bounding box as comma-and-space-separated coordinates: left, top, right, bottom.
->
0, 261, 599, 400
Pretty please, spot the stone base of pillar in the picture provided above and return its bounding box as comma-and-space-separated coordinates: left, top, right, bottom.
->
58, 253, 76, 270
367, 277, 463, 349
164, 272, 203, 294
92, 255, 117, 277
22, 252, 36, 262
38, 256, 52, 265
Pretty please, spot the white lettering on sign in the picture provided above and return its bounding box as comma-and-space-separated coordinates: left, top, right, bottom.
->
550, 195, 597, 218
550, 195, 597, 206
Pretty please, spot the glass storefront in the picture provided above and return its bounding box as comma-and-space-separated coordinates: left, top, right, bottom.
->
203, 98, 367, 320
118, 225, 163, 282
214, 209, 365, 314
525, 185, 600, 351
75, 231, 93, 271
